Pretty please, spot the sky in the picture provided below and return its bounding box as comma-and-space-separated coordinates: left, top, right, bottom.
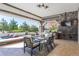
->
0, 15, 40, 28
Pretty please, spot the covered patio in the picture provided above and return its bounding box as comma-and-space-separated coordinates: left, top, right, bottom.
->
0, 3, 79, 56
0, 39, 79, 56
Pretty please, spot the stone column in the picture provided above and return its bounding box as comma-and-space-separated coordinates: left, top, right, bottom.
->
39, 21, 44, 34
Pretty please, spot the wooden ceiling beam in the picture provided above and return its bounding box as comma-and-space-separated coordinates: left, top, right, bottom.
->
0, 9, 42, 22
3, 3, 43, 19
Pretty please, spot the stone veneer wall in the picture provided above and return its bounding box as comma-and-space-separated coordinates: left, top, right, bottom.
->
44, 10, 78, 41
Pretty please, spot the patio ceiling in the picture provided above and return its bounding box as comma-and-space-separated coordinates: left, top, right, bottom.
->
0, 3, 79, 21
8, 3, 79, 17
0, 3, 42, 22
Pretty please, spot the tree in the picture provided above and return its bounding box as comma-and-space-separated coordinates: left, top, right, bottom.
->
20, 21, 29, 31
0, 23, 2, 31
0, 18, 9, 32
30, 25, 38, 32
9, 18, 18, 31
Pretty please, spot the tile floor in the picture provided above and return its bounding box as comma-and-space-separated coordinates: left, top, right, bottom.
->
0, 39, 79, 56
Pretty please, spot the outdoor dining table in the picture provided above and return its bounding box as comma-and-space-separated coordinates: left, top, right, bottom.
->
33, 36, 48, 52
33, 36, 47, 43
33, 36, 49, 55
24, 35, 52, 55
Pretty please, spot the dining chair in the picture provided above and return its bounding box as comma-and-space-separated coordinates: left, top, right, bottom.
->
24, 37, 40, 56
47, 37, 54, 49
52, 33, 55, 47
44, 33, 55, 52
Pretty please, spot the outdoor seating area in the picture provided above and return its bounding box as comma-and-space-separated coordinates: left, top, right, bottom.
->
23, 32, 55, 55
0, 3, 79, 56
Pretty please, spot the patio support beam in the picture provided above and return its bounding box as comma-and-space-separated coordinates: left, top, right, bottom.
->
0, 9, 42, 22
39, 20, 45, 34
3, 3, 43, 19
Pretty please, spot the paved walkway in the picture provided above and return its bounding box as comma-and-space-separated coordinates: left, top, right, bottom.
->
0, 39, 79, 56
48, 39, 79, 56
0, 42, 24, 48
0, 48, 30, 56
